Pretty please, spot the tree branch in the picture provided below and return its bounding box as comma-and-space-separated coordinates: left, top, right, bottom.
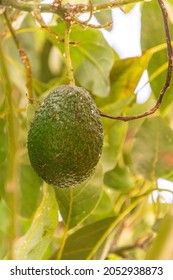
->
0, 0, 59, 14
0, 0, 143, 18
79, 0, 143, 14
99, 0, 173, 121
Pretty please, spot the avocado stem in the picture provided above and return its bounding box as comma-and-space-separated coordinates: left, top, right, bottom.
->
64, 22, 75, 85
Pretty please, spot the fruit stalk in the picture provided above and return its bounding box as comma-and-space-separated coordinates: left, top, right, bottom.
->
64, 21, 75, 85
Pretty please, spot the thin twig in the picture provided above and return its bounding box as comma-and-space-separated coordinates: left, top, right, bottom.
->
4, 11, 34, 103
33, 9, 77, 45
99, 0, 173, 122
33, 9, 63, 43
79, 0, 93, 24
72, 0, 112, 29
73, 17, 112, 29
113, 234, 153, 256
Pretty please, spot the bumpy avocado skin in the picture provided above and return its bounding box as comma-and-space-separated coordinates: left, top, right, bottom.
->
27, 85, 103, 188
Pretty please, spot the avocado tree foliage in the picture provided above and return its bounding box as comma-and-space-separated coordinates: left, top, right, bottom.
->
0, 0, 173, 260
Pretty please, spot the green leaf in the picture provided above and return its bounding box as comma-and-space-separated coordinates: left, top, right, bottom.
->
59, 216, 115, 260
26, 103, 40, 127
19, 164, 42, 218
141, 1, 167, 50
132, 116, 173, 181
146, 207, 173, 260
93, 0, 113, 31
96, 51, 153, 112
101, 121, 128, 172
54, 164, 103, 229
0, 200, 9, 233
72, 29, 115, 97
0, 200, 10, 258
0, 119, 8, 197
86, 189, 116, 222
59, 194, 146, 259
122, 3, 136, 13
141, 1, 173, 110
52, 22, 115, 97
15, 185, 58, 260
0, 105, 42, 219
110, 52, 153, 100
104, 164, 134, 191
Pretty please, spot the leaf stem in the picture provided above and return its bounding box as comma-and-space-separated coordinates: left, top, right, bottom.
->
64, 22, 75, 85
0, 40, 19, 259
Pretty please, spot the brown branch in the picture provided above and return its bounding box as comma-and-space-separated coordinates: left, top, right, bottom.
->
73, 17, 112, 29
113, 233, 153, 256
79, 0, 93, 24
33, 9, 63, 42
4, 11, 34, 103
99, 0, 173, 122
79, 0, 143, 14
0, 0, 143, 16
72, 0, 112, 29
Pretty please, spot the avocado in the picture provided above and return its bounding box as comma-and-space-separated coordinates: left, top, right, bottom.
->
27, 85, 103, 188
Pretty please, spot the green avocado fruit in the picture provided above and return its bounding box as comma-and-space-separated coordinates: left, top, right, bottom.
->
27, 85, 103, 188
